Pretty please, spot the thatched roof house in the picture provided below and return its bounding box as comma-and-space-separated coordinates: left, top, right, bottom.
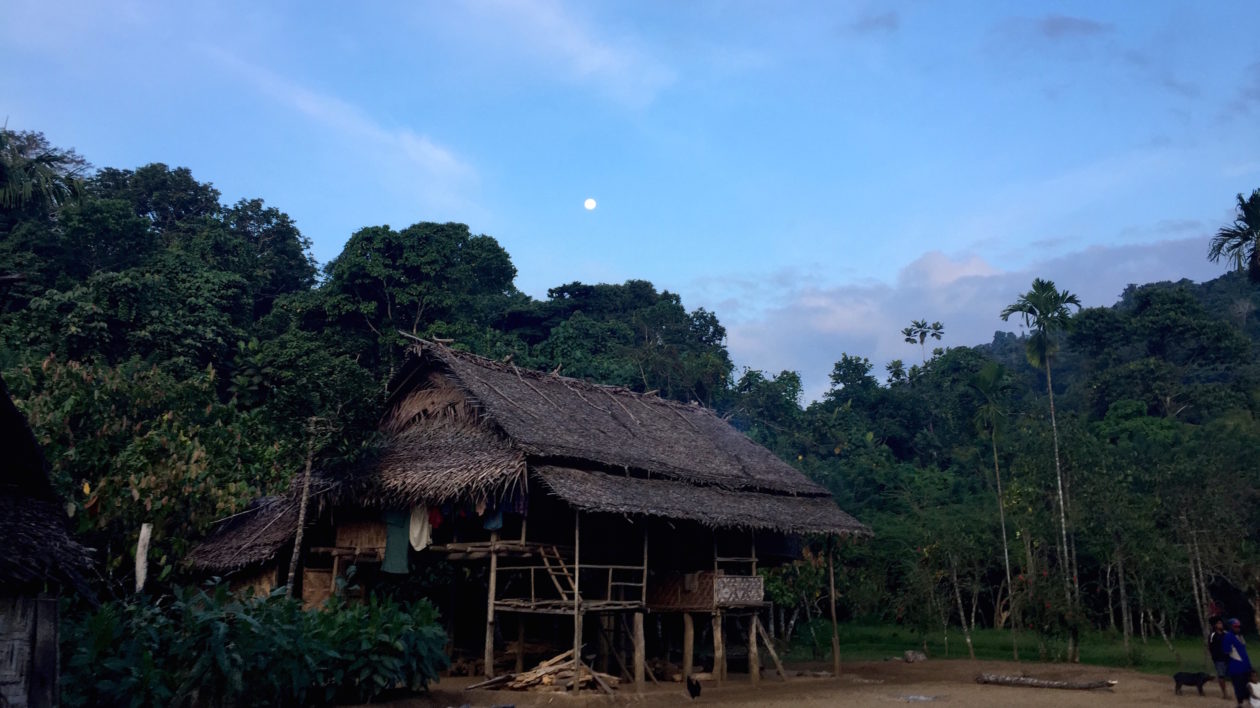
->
189, 341, 868, 687
0, 376, 92, 596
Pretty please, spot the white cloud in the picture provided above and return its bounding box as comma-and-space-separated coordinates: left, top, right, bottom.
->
696, 236, 1223, 401
447, 0, 675, 108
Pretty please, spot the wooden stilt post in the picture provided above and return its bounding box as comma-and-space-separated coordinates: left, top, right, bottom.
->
484, 531, 499, 678
515, 619, 526, 674
633, 611, 646, 694
571, 513, 582, 690
748, 614, 760, 685
755, 616, 787, 681
682, 612, 694, 679
828, 538, 840, 677
713, 611, 725, 684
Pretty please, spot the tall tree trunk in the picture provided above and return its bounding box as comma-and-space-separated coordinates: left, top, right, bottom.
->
990, 431, 1018, 659
1116, 544, 1132, 658
1104, 561, 1117, 631
949, 554, 976, 659
1044, 361, 1077, 661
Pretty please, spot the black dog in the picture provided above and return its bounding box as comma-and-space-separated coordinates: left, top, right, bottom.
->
1173, 671, 1212, 696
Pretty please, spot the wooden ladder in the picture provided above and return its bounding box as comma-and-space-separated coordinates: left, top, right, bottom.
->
539, 545, 578, 601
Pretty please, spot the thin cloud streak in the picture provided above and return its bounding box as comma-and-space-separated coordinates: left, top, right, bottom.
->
203, 46, 477, 211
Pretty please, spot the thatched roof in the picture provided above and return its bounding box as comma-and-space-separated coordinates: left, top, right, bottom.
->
333, 419, 526, 509
537, 466, 867, 535
389, 343, 825, 496
1, 376, 93, 595
184, 496, 297, 574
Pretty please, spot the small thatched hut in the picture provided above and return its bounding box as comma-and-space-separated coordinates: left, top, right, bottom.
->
189, 341, 868, 688
1, 376, 92, 708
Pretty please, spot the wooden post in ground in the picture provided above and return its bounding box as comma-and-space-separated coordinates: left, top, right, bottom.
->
515, 620, 526, 674
754, 616, 787, 681
748, 614, 761, 685
31, 597, 59, 708
682, 612, 694, 679
828, 539, 840, 677
633, 611, 646, 693
713, 611, 725, 684
484, 531, 499, 678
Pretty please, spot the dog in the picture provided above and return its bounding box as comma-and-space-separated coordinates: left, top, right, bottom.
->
1173, 671, 1212, 696
686, 675, 701, 699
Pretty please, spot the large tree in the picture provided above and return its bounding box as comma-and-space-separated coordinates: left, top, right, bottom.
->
1000, 278, 1082, 653
1208, 188, 1260, 283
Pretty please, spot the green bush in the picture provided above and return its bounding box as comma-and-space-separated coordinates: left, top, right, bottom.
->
61, 583, 448, 707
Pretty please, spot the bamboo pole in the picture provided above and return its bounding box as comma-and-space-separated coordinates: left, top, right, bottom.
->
713, 611, 725, 684
633, 612, 646, 693
285, 418, 317, 598
828, 539, 840, 677
682, 612, 694, 679
571, 513, 582, 690
755, 616, 787, 681
484, 531, 499, 678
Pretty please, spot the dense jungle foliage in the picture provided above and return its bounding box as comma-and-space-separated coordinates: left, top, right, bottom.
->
4, 128, 1260, 663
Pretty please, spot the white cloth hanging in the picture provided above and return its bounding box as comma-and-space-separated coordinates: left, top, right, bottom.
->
409, 505, 432, 551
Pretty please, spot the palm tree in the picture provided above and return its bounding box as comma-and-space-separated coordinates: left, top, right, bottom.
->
902, 319, 944, 363
1000, 279, 1081, 633
971, 362, 1017, 659
1208, 189, 1260, 282
0, 128, 85, 215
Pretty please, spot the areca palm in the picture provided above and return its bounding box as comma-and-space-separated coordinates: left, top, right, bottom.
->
902, 319, 944, 363
1208, 189, 1260, 282
971, 361, 1017, 659
1000, 278, 1081, 623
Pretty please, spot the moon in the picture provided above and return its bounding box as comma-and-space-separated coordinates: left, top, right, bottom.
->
584, 198, 597, 211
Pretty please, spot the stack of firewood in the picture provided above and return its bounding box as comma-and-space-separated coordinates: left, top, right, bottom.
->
467, 650, 621, 694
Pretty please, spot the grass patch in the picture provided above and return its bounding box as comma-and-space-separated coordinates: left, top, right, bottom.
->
781, 621, 1210, 676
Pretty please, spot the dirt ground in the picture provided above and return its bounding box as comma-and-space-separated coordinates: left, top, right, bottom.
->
383, 658, 1215, 707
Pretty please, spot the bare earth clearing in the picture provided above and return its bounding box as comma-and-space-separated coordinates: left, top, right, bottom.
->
383, 659, 1198, 707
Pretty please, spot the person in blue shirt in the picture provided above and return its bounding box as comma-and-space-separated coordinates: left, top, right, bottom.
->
1225, 618, 1253, 708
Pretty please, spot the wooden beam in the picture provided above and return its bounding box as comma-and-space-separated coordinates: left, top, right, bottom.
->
633, 612, 646, 694
641, 527, 649, 606
713, 611, 725, 685
484, 531, 499, 678
32, 597, 59, 708
682, 612, 694, 679
828, 540, 840, 677
748, 615, 760, 685
754, 616, 787, 681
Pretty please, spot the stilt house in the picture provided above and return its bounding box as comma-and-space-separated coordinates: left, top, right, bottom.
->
188, 341, 868, 687
1, 377, 93, 708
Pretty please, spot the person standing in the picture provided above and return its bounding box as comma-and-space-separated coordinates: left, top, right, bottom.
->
1214, 617, 1233, 699
1225, 618, 1253, 708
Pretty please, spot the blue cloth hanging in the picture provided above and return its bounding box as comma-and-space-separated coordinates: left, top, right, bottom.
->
382, 510, 409, 574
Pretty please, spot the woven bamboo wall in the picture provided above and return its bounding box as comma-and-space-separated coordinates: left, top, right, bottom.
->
230, 567, 277, 597
302, 568, 334, 610
647, 571, 717, 610
335, 520, 387, 553
714, 575, 764, 605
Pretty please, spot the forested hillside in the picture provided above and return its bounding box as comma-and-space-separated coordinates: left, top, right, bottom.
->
4, 128, 1260, 660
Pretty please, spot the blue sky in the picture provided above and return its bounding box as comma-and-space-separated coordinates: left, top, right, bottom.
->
4, 0, 1259, 399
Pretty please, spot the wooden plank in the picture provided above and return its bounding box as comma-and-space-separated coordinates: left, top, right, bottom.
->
484, 532, 499, 678
755, 616, 787, 682
464, 673, 514, 691
713, 611, 725, 684
581, 659, 616, 695
748, 614, 760, 685
682, 612, 694, 679
633, 612, 645, 693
